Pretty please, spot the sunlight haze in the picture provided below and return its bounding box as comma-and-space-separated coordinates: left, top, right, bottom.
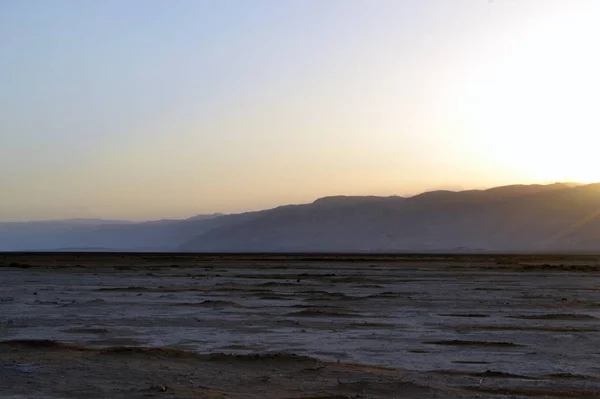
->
1, 0, 599, 221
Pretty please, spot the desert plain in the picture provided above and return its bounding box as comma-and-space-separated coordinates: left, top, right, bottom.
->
2, 253, 600, 398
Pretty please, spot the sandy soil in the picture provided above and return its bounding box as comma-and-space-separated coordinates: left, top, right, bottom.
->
2, 253, 600, 398
0, 339, 466, 399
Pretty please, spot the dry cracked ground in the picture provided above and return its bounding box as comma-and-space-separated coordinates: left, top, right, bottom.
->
2, 253, 600, 398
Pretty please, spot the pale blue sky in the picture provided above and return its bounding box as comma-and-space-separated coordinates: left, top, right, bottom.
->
1, 0, 599, 220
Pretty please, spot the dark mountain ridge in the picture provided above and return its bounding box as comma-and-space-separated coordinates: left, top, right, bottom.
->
181, 183, 600, 253
1, 183, 599, 252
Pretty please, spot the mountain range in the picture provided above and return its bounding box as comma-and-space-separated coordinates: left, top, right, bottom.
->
2, 183, 600, 253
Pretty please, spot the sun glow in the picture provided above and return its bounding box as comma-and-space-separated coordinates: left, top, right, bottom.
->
460, 1, 600, 184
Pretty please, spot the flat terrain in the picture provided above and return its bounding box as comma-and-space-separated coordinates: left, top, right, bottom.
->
2, 253, 600, 398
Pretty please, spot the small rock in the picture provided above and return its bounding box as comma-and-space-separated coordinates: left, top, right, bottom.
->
151, 385, 168, 392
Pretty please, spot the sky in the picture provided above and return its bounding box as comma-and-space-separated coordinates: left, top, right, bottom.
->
1, 0, 599, 221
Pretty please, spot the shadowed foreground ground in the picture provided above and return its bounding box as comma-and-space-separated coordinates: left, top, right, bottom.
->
0, 339, 468, 399
2, 253, 600, 398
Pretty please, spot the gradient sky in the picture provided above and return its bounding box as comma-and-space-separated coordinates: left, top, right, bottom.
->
1, 0, 599, 221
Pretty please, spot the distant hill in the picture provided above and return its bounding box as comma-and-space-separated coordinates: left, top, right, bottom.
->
2, 183, 600, 253
180, 183, 600, 253
0, 214, 226, 251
